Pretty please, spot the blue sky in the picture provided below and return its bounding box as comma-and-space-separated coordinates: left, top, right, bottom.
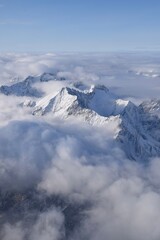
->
0, 0, 160, 52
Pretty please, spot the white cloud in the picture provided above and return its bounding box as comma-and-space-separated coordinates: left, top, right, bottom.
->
0, 118, 160, 239
29, 209, 64, 240
0, 52, 160, 239
0, 52, 160, 101
1, 209, 64, 240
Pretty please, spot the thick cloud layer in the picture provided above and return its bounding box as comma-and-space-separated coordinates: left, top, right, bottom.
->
0, 119, 160, 240
0, 53, 160, 240
0, 119, 119, 191
1, 209, 64, 240
0, 52, 160, 100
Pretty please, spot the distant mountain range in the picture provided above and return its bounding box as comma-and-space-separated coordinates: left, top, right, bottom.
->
1, 73, 160, 162
0, 72, 65, 97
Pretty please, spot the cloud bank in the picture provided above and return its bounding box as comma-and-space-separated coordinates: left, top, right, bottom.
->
0, 52, 160, 239
0, 119, 159, 240
0, 52, 160, 100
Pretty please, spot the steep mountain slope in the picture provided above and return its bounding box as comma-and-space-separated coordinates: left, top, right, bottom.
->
32, 83, 160, 161
33, 84, 129, 117
1, 73, 160, 162
0, 72, 65, 97
118, 102, 160, 161
140, 99, 160, 117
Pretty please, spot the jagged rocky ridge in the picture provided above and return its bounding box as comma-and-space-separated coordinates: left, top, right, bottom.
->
0, 72, 65, 97
33, 84, 129, 118
0, 76, 160, 239
1, 73, 160, 162
31, 83, 160, 161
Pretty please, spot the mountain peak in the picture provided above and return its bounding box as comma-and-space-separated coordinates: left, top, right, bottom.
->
89, 84, 109, 94
0, 72, 66, 97
32, 83, 129, 118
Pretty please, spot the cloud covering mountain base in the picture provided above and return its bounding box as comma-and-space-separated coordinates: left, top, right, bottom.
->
0, 119, 160, 240
0, 53, 160, 240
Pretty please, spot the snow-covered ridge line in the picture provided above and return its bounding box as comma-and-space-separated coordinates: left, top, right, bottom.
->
30, 82, 160, 161
33, 84, 129, 117
0, 72, 66, 97
1, 74, 160, 162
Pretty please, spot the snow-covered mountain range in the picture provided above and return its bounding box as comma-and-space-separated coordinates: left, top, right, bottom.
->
0, 72, 65, 97
1, 73, 160, 161
32, 82, 160, 161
